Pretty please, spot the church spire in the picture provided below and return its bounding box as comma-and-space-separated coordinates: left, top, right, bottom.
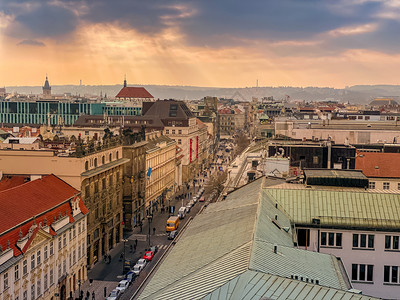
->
124, 74, 127, 88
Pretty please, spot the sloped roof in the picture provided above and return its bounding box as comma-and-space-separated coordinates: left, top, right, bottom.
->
115, 87, 153, 99
0, 175, 87, 257
142, 100, 194, 119
356, 151, 400, 178
0, 175, 79, 234
0, 176, 28, 191
265, 187, 400, 229
138, 178, 351, 300
203, 271, 377, 300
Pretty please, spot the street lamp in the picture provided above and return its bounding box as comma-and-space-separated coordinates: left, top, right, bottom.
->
121, 239, 128, 274
78, 280, 81, 300
147, 215, 153, 247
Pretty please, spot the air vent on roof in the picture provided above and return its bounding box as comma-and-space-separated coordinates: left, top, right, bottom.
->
375, 165, 379, 169
312, 218, 320, 225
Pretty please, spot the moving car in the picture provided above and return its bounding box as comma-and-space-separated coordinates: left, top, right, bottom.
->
199, 196, 205, 202
125, 271, 137, 283
166, 216, 179, 232
150, 245, 158, 253
168, 230, 178, 240
143, 251, 155, 261
178, 206, 186, 219
106, 289, 121, 300
116, 280, 130, 293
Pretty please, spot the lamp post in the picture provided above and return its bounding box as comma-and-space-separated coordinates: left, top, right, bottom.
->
147, 215, 152, 247
121, 239, 128, 274
78, 280, 81, 300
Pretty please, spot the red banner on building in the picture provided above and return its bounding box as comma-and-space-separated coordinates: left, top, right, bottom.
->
196, 136, 199, 159
189, 138, 192, 163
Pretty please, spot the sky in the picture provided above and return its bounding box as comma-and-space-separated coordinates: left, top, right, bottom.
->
2, 0, 400, 88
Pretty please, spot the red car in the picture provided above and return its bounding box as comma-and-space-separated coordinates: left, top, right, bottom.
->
143, 251, 154, 261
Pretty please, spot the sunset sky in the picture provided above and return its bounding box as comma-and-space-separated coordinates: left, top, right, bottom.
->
2, 0, 400, 88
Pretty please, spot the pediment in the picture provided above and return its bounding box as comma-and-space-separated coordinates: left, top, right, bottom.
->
25, 228, 52, 252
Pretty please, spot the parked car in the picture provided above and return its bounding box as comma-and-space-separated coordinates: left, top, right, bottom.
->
143, 251, 155, 261
199, 196, 205, 202
106, 289, 121, 300
178, 206, 186, 219
125, 271, 137, 283
137, 258, 147, 268
193, 196, 198, 203
186, 203, 191, 213
116, 280, 130, 293
168, 230, 178, 240
133, 258, 147, 275
150, 245, 158, 253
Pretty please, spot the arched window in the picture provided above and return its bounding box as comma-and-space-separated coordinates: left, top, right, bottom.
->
116, 151, 119, 159
109, 153, 112, 162
94, 158, 98, 168
102, 156, 105, 164
85, 161, 89, 171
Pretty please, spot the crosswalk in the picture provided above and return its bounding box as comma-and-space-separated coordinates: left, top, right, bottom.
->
155, 244, 168, 250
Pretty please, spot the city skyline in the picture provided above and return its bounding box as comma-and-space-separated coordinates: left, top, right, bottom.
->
2, 1, 400, 88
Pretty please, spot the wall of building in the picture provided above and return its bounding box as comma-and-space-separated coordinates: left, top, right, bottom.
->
297, 226, 400, 299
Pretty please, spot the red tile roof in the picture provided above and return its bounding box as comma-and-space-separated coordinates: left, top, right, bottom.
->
196, 118, 207, 129
116, 87, 153, 99
355, 151, 400, 178
0, 175, 87, 256
0, 176, 29, 191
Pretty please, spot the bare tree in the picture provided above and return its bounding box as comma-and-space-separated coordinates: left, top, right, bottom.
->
234, 133, 250, 155
206, 171, 227, 199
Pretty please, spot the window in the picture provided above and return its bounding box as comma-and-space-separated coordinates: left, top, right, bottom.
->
178, 139, 182, 145
384, 266, 400, 283
353, 234, 374, 249
73, 249, 76, 265
352, 264, 374, 282
172, 130, 175, 134
44, 246, 48, 260
116, 151, 119, 159
23, 290, 27, 300
58, 237, 62, 250
14, 265, 19, 281
58, 264, 62, 279
44, 274, 48, 291
3, 272, 8, 289
166, 129, 169, 134
63, 260, 66, 274
50, 242, 54, 256
383, 182, 390, 190
37, 250, 41, 265
85, 161, 89, 171
63, 233, 67, 247
178, 130, 182, 134
313, 156, 319, 164
23, 260, 27, 275
297, 229, 310, 247
50, 269, 54, 285
78, 222, 81, 234
369, 181, 375, 189
102, 156, 105, 164
37, 280, 41, 297
94, 158, 98, 167
385, 235, 400, 250
31, 254, 35, 269
320, 232, 342, 247
31, 284, 35, 300
69, 230, 72, 241
73, 226, 76, 238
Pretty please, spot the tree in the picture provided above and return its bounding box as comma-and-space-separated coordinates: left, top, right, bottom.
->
205, 171, 227, 198
234, 133, 250, 156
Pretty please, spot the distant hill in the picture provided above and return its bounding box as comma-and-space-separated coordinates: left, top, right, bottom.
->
5, 84, 400, 104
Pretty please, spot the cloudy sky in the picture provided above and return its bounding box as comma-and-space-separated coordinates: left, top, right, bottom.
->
2, 0, 400, 88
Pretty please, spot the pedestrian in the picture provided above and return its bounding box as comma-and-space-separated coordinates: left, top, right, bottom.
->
153, 227, 156, 235
135, 238, 138, 246
139, 223, 143, 233
86, 291, 90, 299
92, 292, 95, 300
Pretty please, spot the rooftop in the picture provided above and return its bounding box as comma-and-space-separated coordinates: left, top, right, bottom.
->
138, 178, 354, 300
304, 169, 368, 188
356, 151, 400, 178
115, 87, 153, 99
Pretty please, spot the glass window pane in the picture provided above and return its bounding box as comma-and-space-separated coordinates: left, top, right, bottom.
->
321, 232, 327, 245
353, 234, 358, 248
368, 235, 374, 248
359, 264, 366, 281
328, 233, 335, 246
360, 234, 367, 248
385, 236, 391, 249
336, 233, 342, 247
392, 266, 398, 283
367, 265, 373, 281
384, 266, 390, 282
393, 236, 399, 250
352, 264, 358, 281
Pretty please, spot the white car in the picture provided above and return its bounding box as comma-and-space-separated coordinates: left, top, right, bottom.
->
116, 280, 129, 293
133, 258, 147, 275
132, 264, 142, 275
137, 258, 147, 268
193, 196, 198, 203
106, 289, 121, 300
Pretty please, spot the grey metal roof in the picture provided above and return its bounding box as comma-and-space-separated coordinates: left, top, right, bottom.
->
202, 271, 378, 300
137, 178, 356, 300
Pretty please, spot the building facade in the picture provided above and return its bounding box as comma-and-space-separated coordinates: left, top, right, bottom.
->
0, 175, 88, 300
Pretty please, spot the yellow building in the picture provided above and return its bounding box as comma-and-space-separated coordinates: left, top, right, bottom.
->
145, 132, 176, 215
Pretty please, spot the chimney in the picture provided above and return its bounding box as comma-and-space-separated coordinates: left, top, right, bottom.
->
273, 244, 278, 254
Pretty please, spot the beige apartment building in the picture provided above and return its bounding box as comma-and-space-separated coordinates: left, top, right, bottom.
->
145, 132, 176, 215
0, 144, 127, 267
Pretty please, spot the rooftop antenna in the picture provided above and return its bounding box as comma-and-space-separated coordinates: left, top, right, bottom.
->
256, 79, 258, 88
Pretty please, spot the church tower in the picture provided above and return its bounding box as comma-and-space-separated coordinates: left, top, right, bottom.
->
123, 74, 127, 88
43, 75, 51, 96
